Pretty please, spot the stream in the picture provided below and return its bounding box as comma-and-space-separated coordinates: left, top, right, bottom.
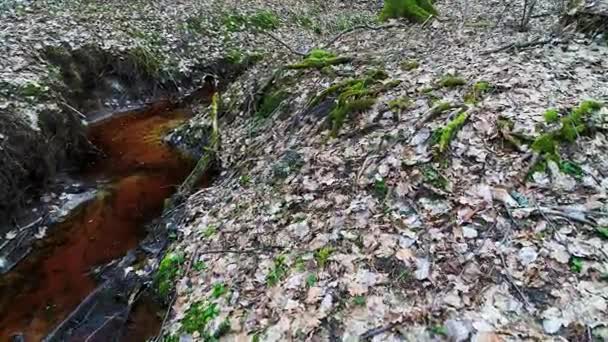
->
0, 102, 195, 341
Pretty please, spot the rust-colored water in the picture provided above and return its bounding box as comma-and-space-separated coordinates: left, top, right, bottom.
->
0, 106, 193, 341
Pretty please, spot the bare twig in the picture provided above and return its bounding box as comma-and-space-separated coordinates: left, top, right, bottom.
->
481, 38, 554, 55
84, 311, 123, 342
498, 250, 534, 312
360, 322, 399, 340
323, 23, 407, 49
261, 31, 307, 56
59, 101, 88, 120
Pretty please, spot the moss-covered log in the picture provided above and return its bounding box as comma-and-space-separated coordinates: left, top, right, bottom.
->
380, 0, 438, 23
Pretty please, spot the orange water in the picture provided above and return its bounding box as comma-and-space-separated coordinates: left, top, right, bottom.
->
0, 106, 194, 341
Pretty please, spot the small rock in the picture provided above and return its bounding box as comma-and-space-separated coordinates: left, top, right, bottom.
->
518, 246, 538, 266
462, 226, 478, 239
287, 221, 309, 239
443, 292, 462, 308
445, 319, 471, 342
414, 257, 431, 280
542, 317, 562, 334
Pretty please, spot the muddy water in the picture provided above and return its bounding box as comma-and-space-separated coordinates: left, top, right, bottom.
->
0, 106, 194, 341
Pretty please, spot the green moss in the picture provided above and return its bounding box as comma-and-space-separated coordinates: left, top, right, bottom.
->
266, 255, 288, 286
439, 74, 466, 88
306, 70, 394, 137
256, 90, 289, 119
249, 10, 280, 30
222, 10, 279, 32
193, 260, 207, 272
211, 283, 228, 298
597, 227, 608, 239
430, 325, 448, 337
431, 101, 453, 115
181, 301, 220, 334
314, 247, 334, 268
559, 160, 583, 179
373, 178, 389, 199
531, 133, 557, 155
155, 252, 185, 298
464, 81, 492, 104
380, 0, 437, 22
434, 111, 469, 153
421, 165, 448, 189
543, 108, 559, 123
400, 59, 420, 71
352, 295, 366, 306
305, 273, 317, 287
202, 224, 217, 238
330, 97, 376, 136
388, 96, 412, 111
570, 257, 583, 273
226, 49, 245, 64
287, 49, 352, 70
557, 100, 602, 142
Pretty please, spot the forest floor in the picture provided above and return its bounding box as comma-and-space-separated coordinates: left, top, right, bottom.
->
163, 1, 608, 341
2, 0, 608, 341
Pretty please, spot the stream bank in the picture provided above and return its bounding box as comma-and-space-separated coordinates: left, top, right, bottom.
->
0, 102, 203, 340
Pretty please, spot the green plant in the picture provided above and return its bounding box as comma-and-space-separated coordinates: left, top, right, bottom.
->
194, 260, 207, 272
212, 283, 228, 298
221, 12, 250, 31
314, 247, 334, 268
19, 81, 49, 98
129, 45, 163, 77
373, 178, 389, 199
305, 70, 397, 137
531, 133, 557, 155
421, 165, 448, 188
400, 59, 420, 71
596, 227, 608, 239
433, 111, 469, 153
559, 100, 602, 142
287, 49, 352, 69
388, 97, 412, 111
439, 74, 466, 88
226, 49, 245, 64
202, 225, 217, 238
352, 295, 366, 306
267, 255, 288, 286
380, 0, 437, 22
429, 325, 448, 337
464, 81, 492, 104
559, 160, 583, 179
305, 273, 317, 287
528, 100, 603, 180
570, 257, 583, 273
544, 108, 559, 123
249, 10, 280, 30
239, 175, 251, 186
181, 301, 220, 333
162, 334, 179, 342
430, 101, 454, 115
155, 252, 185, 298
256, 90, 288, 119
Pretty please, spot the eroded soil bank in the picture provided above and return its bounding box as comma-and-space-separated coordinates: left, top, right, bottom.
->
0, 104, 195, 341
